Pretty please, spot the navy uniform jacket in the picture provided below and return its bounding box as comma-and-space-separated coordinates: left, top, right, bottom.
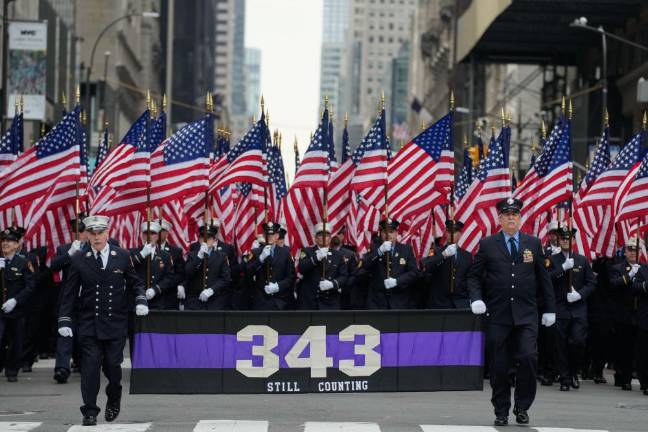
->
548, 252, 596, 319
58, 245, 146, 340
184, 249, 232, 306
361, 242, 418, 309
245, 244, 295, 310
630, 265, 648, 330
421, 245, 472, 309
298, 246, 348, 310
467, 231, 555, 326
51, 242, 90, 282
130, 248, 176, 310
160, 242, 185, 284
1, 254, 35, 319
609, 259, 639, 326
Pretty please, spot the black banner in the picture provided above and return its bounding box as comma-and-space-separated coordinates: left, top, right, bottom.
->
130, 310, 484, 394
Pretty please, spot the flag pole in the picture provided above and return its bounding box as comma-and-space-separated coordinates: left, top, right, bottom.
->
262, 97, 272, 284
566, 97, 574, 289
449, 90, 456, 294
202, 92, 214, 293
321, 98, 331, 280
379, 92, 391, 279
145, 91, 153, 290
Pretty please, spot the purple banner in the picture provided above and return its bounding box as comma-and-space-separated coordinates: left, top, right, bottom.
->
132, 331, 483, 369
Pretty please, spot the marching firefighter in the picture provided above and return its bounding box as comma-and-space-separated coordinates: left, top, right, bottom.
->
158, 220, 186, 310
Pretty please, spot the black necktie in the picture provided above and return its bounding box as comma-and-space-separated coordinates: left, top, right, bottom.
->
508, 238, 518, 257
96, 252, 103, 270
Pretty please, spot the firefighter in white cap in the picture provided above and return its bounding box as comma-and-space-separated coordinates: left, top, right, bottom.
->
297, 222, 348, 310
57, 215, 148, 426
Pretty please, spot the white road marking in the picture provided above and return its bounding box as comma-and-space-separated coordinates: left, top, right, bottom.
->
0, 423, 42, 432
193, 420, 269, 432
66, 423, 151, 432
420, 426, 499, 432
303, 422, 381, 432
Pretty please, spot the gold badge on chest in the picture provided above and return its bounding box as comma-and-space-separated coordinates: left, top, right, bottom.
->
523, 249, 533, 263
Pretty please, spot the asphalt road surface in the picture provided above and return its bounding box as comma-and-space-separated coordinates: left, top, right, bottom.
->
0, 361, 646, 432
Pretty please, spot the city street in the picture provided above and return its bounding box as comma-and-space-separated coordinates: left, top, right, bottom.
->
0, 361, 646, 432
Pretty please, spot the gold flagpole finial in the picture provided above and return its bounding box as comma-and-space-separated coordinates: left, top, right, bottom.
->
449, 89, 455, 111
260, 95, 265, 113
146, 89, 152, 110
540, 120, 547, 140
568, 98, 573, 120
491, 126, 496, 138
420, 120, 426, 132
14, 97, 19, 115
82, 110, 87, 126
603, 109, 609, 127
40, 122, 46, 138
293, 136, 298, 154
344, 112, 348, 128
531, 139, 537, 154
61, 92, 67, 108
75, 85, 80, 104
108, 132, 113, 149
463, 134, 468, 148
380, 91, 385, 110
642, 111, 647, 130
151, 99, 158, 117
19, 96, 24, 113
561, 96, 566, 114
324, 95, 329, 110
500, 107, 506, 127
162, 93, 167, 111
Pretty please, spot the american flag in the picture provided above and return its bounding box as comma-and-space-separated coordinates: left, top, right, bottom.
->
364, 111, 454, 221
326, 120, 353, 233
266, 143, 287, 222
93, 127, 110, 173
89, 110, 149, 191
615, 133, 648, 224
213, 117, 267, 189
573, 127, 611, 258
457, 126, 511, 254
0, 113, 23, 171
579, 129, 644, 256
350, 109, 389, 192
0, 107, 81, 212
454, 148, 473, 201
211, 132, 236, 243
515, 117, 572, 233
148, 114, 212, 207
328, 114, 338, 171
401, 205, 447, 260
158, 200, 190, 253
150, 111, 167, 149
341, 121, 351, 163
283, 108, 331, 253
346, 191, 380, 254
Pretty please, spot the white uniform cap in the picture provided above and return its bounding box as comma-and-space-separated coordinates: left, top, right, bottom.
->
83, 215, 110, 232
159, 219, 172, 231
140, 221, 162, 234
314, 222, 331, 234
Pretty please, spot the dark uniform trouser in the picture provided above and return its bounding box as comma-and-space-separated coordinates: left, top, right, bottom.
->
0, 317, 25, 377
55, 323, 80, 376
487, 322, 538, 416
555, 316, 587, 382
637, 328, 648, 390
79, 335, 125, 417
587, 319, 613, 377
613, 323, 636, 385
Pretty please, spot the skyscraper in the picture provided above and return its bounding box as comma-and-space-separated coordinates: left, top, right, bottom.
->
245, 48, 262, 120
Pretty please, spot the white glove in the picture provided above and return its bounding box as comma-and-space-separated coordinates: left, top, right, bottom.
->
259, 245, 272, 263
384, 277, 397, 289
629, 263, 640, 278
442, 244, 457, 258
251, 239, 261, 250
177, 285, 186, 299
264, 282, 279, 295
0, 257, 4, 269
378, 241, 392, 255
316, 247, 329, 261
197, 243, 210, 259
319, 280, 335, 291
58, 327, 73, 337
68, 240, 82, 256
470, 300, 487, 315
199, 288, 214, 302
541, 312, 556, 327
567, 289, 581, 303
135, 304, 149, 316
1, 298, 17, 313
140, 243, 155, 258
551, 245, 561, 255
562, 258, 574, 271
145, 288, 156, 300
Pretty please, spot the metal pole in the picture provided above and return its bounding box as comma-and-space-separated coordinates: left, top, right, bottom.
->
1, 0, 14, 134
165, 0, 174, 134
600, 26, 608, 122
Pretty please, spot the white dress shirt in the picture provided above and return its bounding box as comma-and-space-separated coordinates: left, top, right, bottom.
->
91, 244, 110, 269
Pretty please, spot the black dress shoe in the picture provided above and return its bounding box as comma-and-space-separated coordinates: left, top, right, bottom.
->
571, 376, 580, 389
7, 376, 17, 382
643, 389, 648, 396
560, 382, 570, 391
53, 369, 68, 384
105, 403, 120, 422
621, 383, 632, 391
593, 376, 607, 384
494, 415, 508, 426
540, 376, 553, 386
82, 415, 97, 426
513, 407, 529, 424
